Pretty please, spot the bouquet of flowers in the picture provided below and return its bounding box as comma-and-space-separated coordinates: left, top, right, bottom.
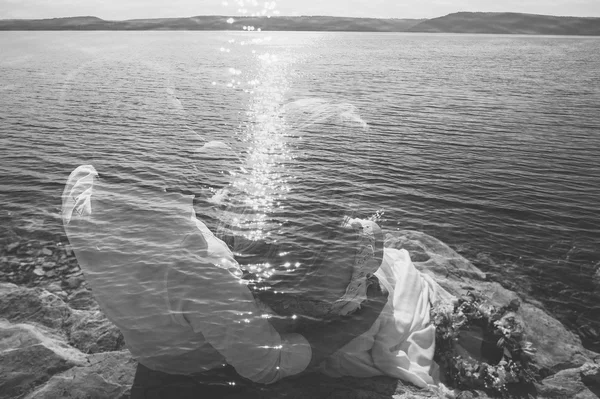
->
431, 291, 537, 395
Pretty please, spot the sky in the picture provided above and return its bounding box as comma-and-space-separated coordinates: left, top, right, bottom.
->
1, 0, 600, 20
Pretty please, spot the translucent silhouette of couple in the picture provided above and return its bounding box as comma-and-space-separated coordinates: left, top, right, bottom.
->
61, 101, 440, 396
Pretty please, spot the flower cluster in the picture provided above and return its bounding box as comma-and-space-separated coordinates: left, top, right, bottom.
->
431, 291, 537, 395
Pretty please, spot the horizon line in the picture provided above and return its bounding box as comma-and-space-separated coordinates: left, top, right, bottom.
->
3, 11, 600, 22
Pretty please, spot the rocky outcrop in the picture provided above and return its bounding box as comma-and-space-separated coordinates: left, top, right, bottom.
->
0, 320, 86, 398
536, 363, 600, 399
0, 284, 124, 355
386, 231, 598, 375
1, 231, 599, 398
24, 351, 136, 399
0, 282, 130, 399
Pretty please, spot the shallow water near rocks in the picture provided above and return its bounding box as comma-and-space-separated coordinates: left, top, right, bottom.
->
0, 31, 599, 351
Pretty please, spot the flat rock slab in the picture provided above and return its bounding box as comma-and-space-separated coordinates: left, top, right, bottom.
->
24, 351, 136, 399
0, 283, 71, 330
0, 282, 124, 354
536, 363, 600, 399
0, 320, 86, 399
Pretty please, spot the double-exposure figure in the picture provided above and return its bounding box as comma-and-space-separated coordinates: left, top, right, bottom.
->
61, 100, 442, 397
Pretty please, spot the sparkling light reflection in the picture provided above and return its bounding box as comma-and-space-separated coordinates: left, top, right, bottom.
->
213, 0, 312, 291
217, 43, 298, 285
220, 47, 291, 241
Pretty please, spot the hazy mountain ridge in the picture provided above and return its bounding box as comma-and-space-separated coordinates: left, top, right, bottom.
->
408, 12, 600, 35
0, 15, 423, 32
1, 12, 599, 35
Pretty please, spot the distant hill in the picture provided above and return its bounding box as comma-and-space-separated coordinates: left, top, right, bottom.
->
0, 16, 107, 30
408, 12, 600, 35
1, 13, 599, 35
0, 15, 423, 32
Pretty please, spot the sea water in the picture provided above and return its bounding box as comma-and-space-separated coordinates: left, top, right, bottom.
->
0, 31, 599, 350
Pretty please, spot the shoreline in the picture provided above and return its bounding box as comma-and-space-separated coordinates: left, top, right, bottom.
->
1, 230, 598, 352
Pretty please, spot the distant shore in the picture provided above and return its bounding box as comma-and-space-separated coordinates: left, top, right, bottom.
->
1, 12, 600, 35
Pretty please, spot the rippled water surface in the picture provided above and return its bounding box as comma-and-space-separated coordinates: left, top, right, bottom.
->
1, 32, 599, 349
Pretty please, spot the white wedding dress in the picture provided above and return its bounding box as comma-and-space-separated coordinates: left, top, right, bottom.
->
319, 247, 440, 388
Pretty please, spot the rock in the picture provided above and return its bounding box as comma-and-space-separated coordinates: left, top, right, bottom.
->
65, 275, 85, 290
580, 362, 600, 386
0, 320, 86, 399
6, 242, 19, 253
42, 261, 55, 269
522, 303, 595, 374
33, 267, 45, 276
24, 351, 135, 399
69, 288, 98, 310
46, 282, 63, 293
579, 323, 600, 344
536, 363, 600, 399
29, 372, 125, 399
0, 282, 124, 354
41, 247, 53, 256
68, 309, 125, 353
0, 282, 19, 295
0, 284, 71, 330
